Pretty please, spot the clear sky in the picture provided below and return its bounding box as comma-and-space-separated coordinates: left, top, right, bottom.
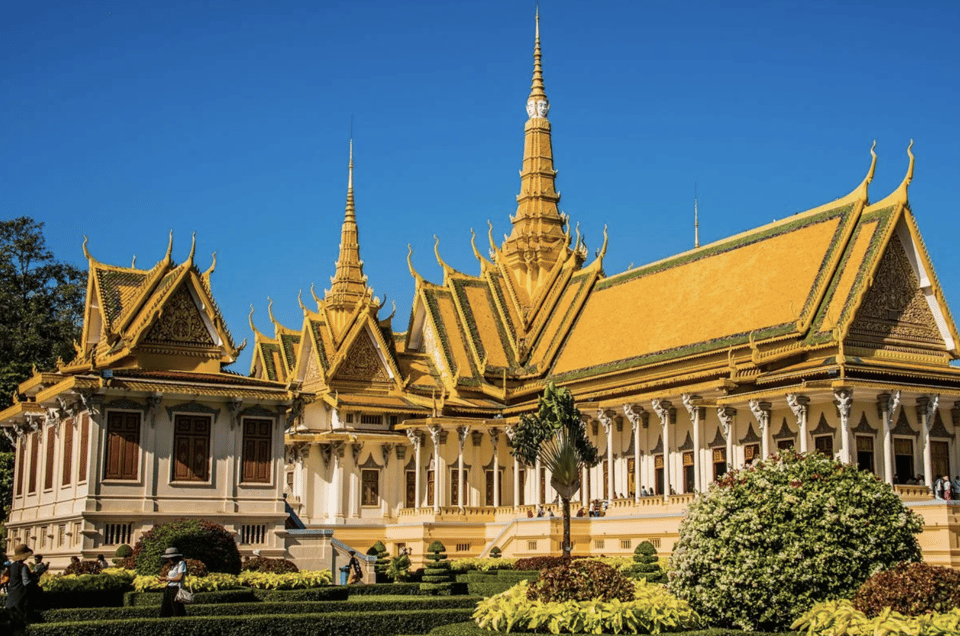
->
3, 0, 959, 373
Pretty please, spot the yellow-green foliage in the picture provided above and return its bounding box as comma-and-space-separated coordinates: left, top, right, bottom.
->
591, 557, 634, 574
473, 578, 702, 634
237, 570, 332, 589
450, 558, 519, 572
792, 599, 960, 636
40, 570, 134, 593
132, 572, 242, 592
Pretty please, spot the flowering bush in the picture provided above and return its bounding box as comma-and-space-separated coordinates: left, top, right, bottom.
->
669, 449, 923, 631
449, 558, 518, 572
527, 560, 634, 603
792, 599, 960, 635
474, 578, 702, 633
853, 562, 960, 617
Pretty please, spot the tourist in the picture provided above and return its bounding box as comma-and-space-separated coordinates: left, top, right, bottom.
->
96, 554, 109, 571
157, 547, 187, 617
30, 554, 48, 576
346, 550, 363, 585
69, 556, 80, 567
536, 505, 545, 518
575, 507, 585, 517
5, 544, 41, 618
953, 476, 960, 496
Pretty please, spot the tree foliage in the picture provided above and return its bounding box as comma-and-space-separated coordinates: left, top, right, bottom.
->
0, 217, 84, 414
510, 382, 598, 556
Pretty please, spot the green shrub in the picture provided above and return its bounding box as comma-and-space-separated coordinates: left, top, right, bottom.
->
160, 557, 208, 578
792, 599, 960, 635
387, 551, 412, 581
132, 518, 242, 575
431, 624, 798, 636
254, 587, 349, 602
631, 540, 665, 583
426, 541, 447, 562
40, 570, 134, 594
240, 556, 299, 574
527, 559, 634, 603
421, 542, 454, 595
28, 608, 475, 636
449, 557, 517, 572
345, 582, 420, 596
369, 541, 391, 582
123, 589, 258, 606
489, 546, 502, 558
62, 560, 101, 576
513, 555, 578, 571
474, 579, 702, 634
115, 544, 133, 558
853, 562, 960, 617
669, 449, 923, 632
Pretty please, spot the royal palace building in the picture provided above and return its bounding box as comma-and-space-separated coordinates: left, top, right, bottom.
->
4, 16, 960, 571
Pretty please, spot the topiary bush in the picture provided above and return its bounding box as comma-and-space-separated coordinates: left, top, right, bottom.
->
240, 556, 299, 574
132, 518, 242, 576
113, 544, 133, 568
527, 559, 634, 603
489, 546, 501, 559
631, 541, 665, 583
387, 551, 411, 582
421, 541, 454, 594
669, 449, 923, 631
853, 562, 960, 617
368, 541, 390, 582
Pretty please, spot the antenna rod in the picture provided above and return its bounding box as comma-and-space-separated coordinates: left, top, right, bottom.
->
694, 183, 700, 248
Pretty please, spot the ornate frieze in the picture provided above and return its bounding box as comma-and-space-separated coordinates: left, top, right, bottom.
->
107, 398, 150, 414
338, 330, 390, 382
286, 441, 310, 464
929, 410, 953, 439
143, 285, 215, 347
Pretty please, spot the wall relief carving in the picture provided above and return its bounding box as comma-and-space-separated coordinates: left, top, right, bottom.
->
144, 285, 215, 347
338, 330, 390, 382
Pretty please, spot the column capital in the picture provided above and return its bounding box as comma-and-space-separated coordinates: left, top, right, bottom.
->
380, 443, 395, 467
652, 399, 675, 424
916, 395, 940, 431
833, 389, 853, 419
427, 424, 442, 447
597, 409, 616, 432
405, 428, 422, 448
351, 442, 364, 463
681, 394, 702, 418
748, 399, 772, 429
457, 425, 471, 450
876, 391, 901, 420
717, 406, 736, 437
489, 427, 501, 447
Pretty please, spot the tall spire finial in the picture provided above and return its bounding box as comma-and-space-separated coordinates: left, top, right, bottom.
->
694, 184, 700, 248
326, 136, 367, 312
526, 8, 548, 119
346, 137, 355, 219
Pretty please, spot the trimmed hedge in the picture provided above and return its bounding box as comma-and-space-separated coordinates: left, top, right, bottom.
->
43, 597, 481, 623
40, 590, 127, 609
455, 570, 538, 597
345, 583, 421, 596
253, 587, 350, 602
27, 608, 475, 636
123, 589, 258, 606
428, 624, 800, 636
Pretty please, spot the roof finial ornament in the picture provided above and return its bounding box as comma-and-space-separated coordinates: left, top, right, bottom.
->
898, 139, 915, 202
487, 220, 498, 259
267, 297, 280, 331
186, 232, 197, 266
594, 225, 609, 261
469, 228, 485, 265
248, 305, 264, 338
131, 255, 136, 268
853, 140, 878, 202
297, 289, 308, 314
433, 234, 454, 277
310, 283, 322, 310
163, 230, 173, 264
407, 244, 424, 284
82, 235, 92, 260
203, 252, 217, 279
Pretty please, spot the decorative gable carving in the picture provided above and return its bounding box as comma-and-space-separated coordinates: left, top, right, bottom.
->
678, 432, 694, 451
848, 234, 943, 349
851, 412, 878, 435
650, 434, 663, 455
143, 285, 215, 347
891, 409, 917, 437
929, 410, 954, 439
773, 417, 795, 441
810, 413, 836, 436
739, 424, 761, 444
337, 329, 390, 382
708, 427, 726, 448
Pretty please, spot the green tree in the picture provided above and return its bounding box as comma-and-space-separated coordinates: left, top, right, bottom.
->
510, 382, 598, 557
0, 217, 84, 526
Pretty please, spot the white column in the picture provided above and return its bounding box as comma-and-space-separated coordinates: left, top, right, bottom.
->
348, 443, 363, 518
653, 400, 673, 502
428, 425, 442, 513
331, 441, 345, 520
490, 428, 501, 507
718, 407, 735, 473
749, 399, 772, 461
834, 390, 853, 464
624, 404, 644, 501
918, 396, 940, 492
682, 396, 702, 493
534, 458, 542, 504
787, 394, 809, 454
406, 430, 423, 508
506, 426, 519, 509
877, 392, 900, 485
456, 426, 469, 508
598, 410, 615, 500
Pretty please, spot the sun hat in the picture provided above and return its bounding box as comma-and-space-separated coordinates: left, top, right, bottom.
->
10, 544, 34, 561
160, 547, 183, 559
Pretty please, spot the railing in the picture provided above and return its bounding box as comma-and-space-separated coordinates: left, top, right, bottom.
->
895, 485, 934, 501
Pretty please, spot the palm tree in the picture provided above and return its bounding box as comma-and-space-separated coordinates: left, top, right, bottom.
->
510, 382, 599, 557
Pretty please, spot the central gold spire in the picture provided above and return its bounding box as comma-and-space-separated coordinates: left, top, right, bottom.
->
326, 139, 368, 315
501, 9, 569, 300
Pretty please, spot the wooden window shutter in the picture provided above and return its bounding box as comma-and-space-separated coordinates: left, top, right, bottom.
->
62, 418, 74, 487
78, 414, 89, 482
106, 412, 140, 480
173, 415, 211, 482
241, 419, 272, 484
44, 426, 56, 490
28, 432, 39, 493
16, 436, 26, 496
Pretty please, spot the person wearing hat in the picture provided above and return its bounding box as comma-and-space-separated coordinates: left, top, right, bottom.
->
156, 547, 188, 617
346, 550, 363, 585
5, 544, 40, 617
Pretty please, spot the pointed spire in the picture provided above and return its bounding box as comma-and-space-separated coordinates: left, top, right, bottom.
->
527, 7, 548, 114
694, 185, 700, 249
326, 138, 368, 312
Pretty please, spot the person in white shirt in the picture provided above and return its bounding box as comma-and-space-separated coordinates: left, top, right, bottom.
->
157, 547, 187, 617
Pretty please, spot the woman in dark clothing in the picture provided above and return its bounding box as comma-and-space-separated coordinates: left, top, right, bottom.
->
5, 544, 40, 617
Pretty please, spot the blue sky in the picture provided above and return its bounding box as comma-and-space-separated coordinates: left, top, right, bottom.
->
3, 0, 959, 372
